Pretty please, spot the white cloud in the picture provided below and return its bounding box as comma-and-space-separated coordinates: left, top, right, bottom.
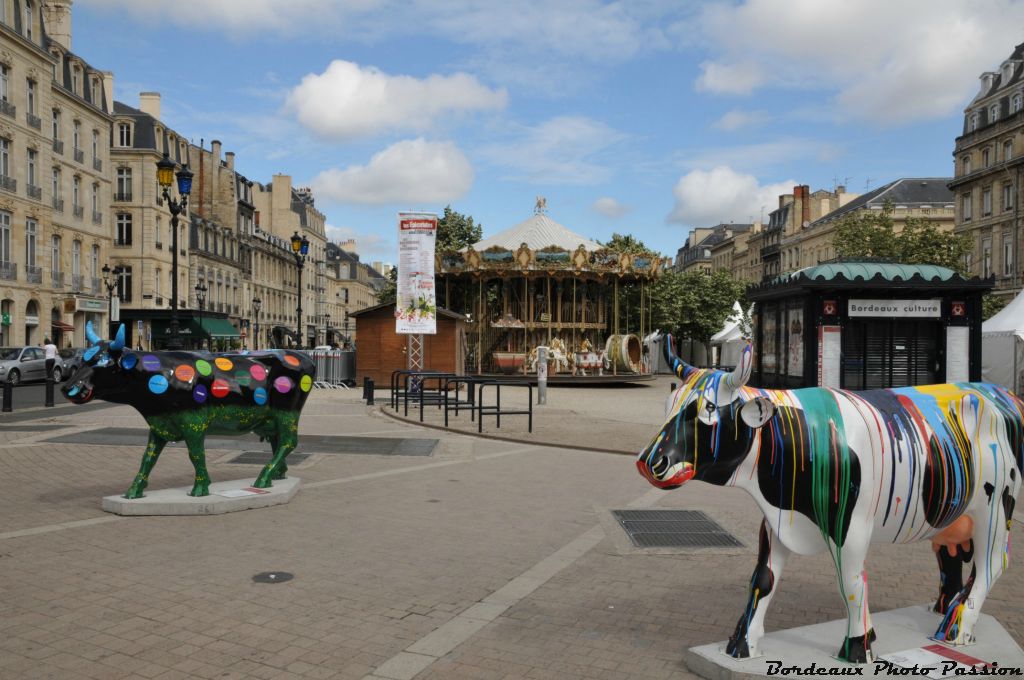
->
285, 60, 506, 140
712, 109, 770, 131
326, 224, 393, 263
668, 166, 795, 227
693, 0, 1024, 124
593, 197, 628, 218
480, 116, 628, 185
310, 138, 473, 205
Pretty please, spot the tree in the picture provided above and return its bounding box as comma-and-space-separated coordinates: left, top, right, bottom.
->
436, 205, 483, 252
833, 201, 971, 275
601, 232, 650, 254
376, 267, 398, 305
649, 269, 746, 351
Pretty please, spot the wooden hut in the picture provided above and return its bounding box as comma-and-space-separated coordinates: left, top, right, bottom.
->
351, 302, 467, 386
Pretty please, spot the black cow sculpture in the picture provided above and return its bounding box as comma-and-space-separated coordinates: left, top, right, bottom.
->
63, 322, 315, 498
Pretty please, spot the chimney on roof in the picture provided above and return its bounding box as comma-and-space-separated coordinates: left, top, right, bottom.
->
800, 184, 810, 227
225, 151, 234, 171
101, 71, 113, 113
42, 0, 73, 51
981, 72, 997, 95
139, 91, 161, 120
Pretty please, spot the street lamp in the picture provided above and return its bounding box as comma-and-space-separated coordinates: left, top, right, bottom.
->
194, 282, 207, 350
101, 263, 117, 339
324, 313, 330, 347
156, 153, 193, 350
290, 231, 309, 348
252, 296, 262, 350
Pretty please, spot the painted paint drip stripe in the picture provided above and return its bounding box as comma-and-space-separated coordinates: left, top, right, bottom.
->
922, 643, 988, 668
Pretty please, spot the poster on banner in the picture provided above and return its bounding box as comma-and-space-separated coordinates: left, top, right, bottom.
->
396, 212, 438, 334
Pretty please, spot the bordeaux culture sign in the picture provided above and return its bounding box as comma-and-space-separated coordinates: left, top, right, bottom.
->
848, 298, 942, 318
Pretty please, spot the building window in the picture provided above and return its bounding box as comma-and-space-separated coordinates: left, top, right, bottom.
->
91, 244, 98, 279
1005, 182, 1014, 212
52, 109, 60, 139
964, 250, 972, 274
51, 234, 60, 274
991, 104, 1000, 123
117, 123, 131, 147
983, 187, 992, 216
26, 79, 35, 115
983, 147, 991, 167
51, 167, 60, 199
116, 167, 132, 200
92, 129, 99, 160
0, 0, 6, 24
71, 66, 79, 94
72, 240, 80, 277
962, 192, 973, 221
961, 155, 971, 175
116, 213, 132, 245
0, 211, 9, 264
1015, 93, 1023, 113
1005, 233, 1014, 276
971, 112, 980, 131
114, 266, 132, 302
0, 65, 7, 103
91, 183, 98, 213
155, 216, 162, 246
90, 79, 99, 106
0, 138, 9, 178
983, 237, 993, 277
1006, 140, 1014, 162
26, 148, 36, 187
25, 219, 35, 266
24, 0, 32, 40
73, 120, 80, 150
72, 175, 80, 207
155, 268, 161, 298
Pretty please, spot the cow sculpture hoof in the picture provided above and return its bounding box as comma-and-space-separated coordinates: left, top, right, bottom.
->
188, 481, 210, 497
725, 632, 750, 658
124, 481, 146, 499
837, 630, 876, 664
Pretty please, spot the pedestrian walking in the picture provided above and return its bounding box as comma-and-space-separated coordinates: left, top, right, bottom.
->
43, 337, 58, 381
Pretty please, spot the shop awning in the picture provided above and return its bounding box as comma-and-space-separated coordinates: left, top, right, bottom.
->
272, 325, 300, 341
199, 317, 240, 338
51, 320, 75, 332
151, 318, 204, 338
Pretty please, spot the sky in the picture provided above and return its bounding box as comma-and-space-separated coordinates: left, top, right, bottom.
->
69, 0, 1024, 264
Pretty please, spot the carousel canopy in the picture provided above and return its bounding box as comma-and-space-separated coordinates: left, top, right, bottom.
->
464, 213, 602, 252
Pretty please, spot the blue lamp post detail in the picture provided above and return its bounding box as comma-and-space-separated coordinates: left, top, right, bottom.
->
156, 152, 193, 350
290, 231, 310, 348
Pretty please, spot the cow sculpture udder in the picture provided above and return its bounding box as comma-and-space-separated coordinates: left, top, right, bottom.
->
63, 322, 315, 498
637, 335, 1022, 663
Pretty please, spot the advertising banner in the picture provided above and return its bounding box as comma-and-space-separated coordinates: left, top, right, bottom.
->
396, 212, 438, 335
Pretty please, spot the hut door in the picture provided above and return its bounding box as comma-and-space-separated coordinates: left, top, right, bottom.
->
842, 319, 941, 389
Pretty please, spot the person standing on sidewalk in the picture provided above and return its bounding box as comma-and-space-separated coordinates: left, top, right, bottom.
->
43, 337, 58, 381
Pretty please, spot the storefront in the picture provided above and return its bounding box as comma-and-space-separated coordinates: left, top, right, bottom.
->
747, 262, 991, 390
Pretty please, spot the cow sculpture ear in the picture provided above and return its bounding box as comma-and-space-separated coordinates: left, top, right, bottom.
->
739, 397, 774, 428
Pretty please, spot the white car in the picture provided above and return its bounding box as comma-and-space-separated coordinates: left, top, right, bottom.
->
0, 346, 65, 385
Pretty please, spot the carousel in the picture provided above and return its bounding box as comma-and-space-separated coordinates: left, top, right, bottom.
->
436, 199, 662, 380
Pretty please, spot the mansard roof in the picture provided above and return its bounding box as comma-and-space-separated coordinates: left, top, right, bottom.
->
808, 178, 953, 227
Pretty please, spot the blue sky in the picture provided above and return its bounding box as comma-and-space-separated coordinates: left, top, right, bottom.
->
72, 0, 1024, 263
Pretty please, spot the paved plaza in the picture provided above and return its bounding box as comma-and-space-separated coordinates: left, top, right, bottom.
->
1, 382, 1022, 680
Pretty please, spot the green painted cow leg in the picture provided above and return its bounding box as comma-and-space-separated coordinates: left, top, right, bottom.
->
182, 432, 212, 497
124, 430, 169, 499
253, 411, 299, 488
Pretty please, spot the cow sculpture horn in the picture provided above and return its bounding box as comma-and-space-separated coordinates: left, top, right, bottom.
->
663, 332, 698, 380
85, 320, 101, 346
109, 324, 126, 353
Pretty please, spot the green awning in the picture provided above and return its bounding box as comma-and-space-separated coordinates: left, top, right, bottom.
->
151, 318, 204, 338
199, 317, 240, 338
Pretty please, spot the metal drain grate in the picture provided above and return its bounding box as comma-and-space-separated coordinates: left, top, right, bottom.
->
228, 452, 312, 465
612, 509, 743, 548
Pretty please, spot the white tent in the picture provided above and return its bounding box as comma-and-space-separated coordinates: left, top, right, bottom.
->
710, 301, 750, 369
982, 290, 1024, 392
643, 331, 673, 374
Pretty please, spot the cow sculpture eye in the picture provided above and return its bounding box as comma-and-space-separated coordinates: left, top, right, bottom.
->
697, 400, 720, 425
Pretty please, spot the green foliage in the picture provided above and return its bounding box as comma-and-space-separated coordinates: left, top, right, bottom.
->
983, 293, 1009, 321
436, 205, 483, 252
601, 232, 651, 254
649, 269, 747, 347
376, 267, 398, 305
833, 200, 971, 275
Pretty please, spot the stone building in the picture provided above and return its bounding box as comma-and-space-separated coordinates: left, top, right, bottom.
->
0, 0, 113, 347
674, 223, 751, 274
950, 42, 1024, 301
710, 222, 761, 284
325, 241, 386, 345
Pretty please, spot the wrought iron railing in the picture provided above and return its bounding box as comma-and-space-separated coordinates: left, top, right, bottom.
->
155, 296, 163, 306
92, 211, 102, 225
0, 175, 16, 193
73, 204, 84, 218
0, 261, 16, 281
71, 274, 84, 292
114, 191, 132, 202
26, 112, 40, 129
26, 266, 41, 283
27, 184, 41, 200
93, 158, 102, 172
73, 148, 84, 163
0, 100, 15, 118
52, 197, 64, 212
51, 271, 64, 288
52, 139, 64, 155
91, 278, 100, 295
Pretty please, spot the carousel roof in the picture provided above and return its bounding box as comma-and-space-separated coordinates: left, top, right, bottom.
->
466, 213, 602, 252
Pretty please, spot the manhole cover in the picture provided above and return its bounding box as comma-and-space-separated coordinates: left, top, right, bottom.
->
229, 452, 312, 465
252, 572, 294, 584
611, 509, 743, 548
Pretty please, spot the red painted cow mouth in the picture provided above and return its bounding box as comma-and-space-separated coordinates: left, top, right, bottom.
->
637, 458, 694, 490
65, 385, 94, 404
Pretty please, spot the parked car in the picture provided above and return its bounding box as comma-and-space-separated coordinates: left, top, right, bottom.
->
0, 346, 65, 385
59, 347, 87, 379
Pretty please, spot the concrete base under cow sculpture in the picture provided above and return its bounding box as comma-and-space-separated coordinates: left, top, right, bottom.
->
63, 322, 315, 502
637, 335, 1023, 664
101, 477, 302, 516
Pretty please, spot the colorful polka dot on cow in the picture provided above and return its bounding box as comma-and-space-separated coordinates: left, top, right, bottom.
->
284, 355, 301, 367
142, 355, 161, 372
120, 353, 138, 370
195, 359, 213, 376
234, 370, 251, 387
210, 379, 230, 398
215, 357, 233, 371
300, 375, 313, 392
249, 364, 267, 381
193, 384, 208, 404
273, 376, 293, 393
148, 374, 168, 394
174, 365, 196, 382
253, 387, 268, 405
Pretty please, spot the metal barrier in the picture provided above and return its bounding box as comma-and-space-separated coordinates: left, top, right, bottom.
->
301, 350, 355, 389
476, 381, 533, 433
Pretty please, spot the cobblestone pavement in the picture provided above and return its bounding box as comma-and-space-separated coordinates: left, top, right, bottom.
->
1, 384, 1021, 680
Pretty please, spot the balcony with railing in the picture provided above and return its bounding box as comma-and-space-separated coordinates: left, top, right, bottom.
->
73, 204, 84, 219
73, 148, 84, 163
93, 158, 102, 172
154, 241, 163, 249
71, 274, 84, 292
91, 277, 100, 295
27, 184, 41, 200
0, 175, 16, 193
50, 270, 64, 288
0, 261, 16, 281
0, 99, 14, 118
113, 239, 132, 247
52, 197, 63, 212
26, 266, 41, 283
114, 191, 132, 202
92, 211, 102, 225
52, 138, 63, 155
155, 296, 163, 306
760, 243, 781, 258
26, 112, 41, 130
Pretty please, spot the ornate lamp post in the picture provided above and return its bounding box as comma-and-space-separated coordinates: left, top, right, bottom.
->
194, 282, 207, 350
289, 231, 309, 348
324, 313, 330, 346
101, 263, 117, 339
155, 153, 193, 350
252, 296, 262, 350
